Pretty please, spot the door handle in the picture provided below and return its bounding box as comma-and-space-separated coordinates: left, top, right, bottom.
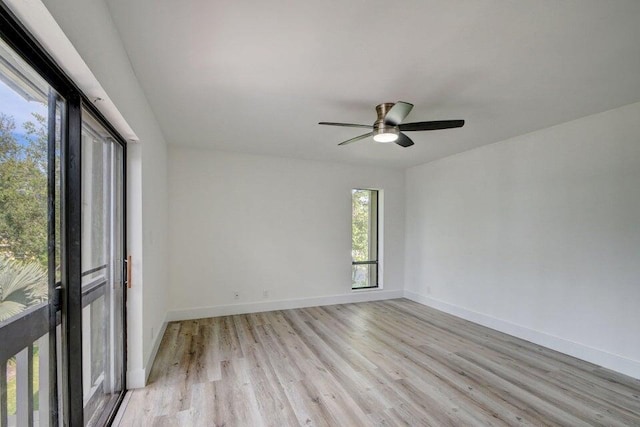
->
125, 255, 132, 288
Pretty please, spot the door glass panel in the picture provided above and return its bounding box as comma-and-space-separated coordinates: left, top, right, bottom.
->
0, 36, 62, 427
80, 110, 124, 426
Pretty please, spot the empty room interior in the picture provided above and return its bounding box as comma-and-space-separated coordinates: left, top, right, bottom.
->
0, 0, 639, 426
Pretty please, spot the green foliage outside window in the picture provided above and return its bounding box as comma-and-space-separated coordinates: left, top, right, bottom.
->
352, 189, 370, 262
0, 112, 49, 322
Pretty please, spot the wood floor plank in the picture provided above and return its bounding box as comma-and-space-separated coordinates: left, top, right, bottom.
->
456, 342, 640, 425
118, 299, 640, 426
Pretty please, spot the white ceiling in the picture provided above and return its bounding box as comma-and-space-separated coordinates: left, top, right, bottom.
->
105, 0, 640, 168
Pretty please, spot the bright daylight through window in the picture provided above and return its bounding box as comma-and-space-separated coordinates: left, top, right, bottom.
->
0, 35, 61, 424
351, 189, 378, 289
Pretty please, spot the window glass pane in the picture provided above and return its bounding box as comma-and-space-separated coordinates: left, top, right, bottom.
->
352, 263, 378, 289
81, 108, 124, 426
352, 189, 371, 262
352, 189, 378, 289
0, 35, 62, 425
81, 112, 110, 285
0, 37, 52, 319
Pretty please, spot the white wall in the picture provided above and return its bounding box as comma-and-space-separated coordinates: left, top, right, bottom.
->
405, 102, 640, 379
23, 0, 171, 387
167, 147, 405, 319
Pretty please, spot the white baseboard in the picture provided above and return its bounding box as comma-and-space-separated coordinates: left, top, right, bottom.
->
404, 290, 640, 380
127, 316, 168, 389
167, 289, 404, 322
144, 319, 168, 384
127, 368, 145, 389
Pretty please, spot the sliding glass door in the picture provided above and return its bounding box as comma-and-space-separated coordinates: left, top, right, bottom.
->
1, 5, 128, 425
80, 110, 125, 426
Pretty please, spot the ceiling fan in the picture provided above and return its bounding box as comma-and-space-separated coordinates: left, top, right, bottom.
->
319, 101, 464, 147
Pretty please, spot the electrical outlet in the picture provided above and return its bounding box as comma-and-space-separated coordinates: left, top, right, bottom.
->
263, 290, 269, 299
234, 291, 240, 300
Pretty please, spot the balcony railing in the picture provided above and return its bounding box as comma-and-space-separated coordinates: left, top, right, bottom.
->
0, 278, 107, 426
0, 303, 52, 427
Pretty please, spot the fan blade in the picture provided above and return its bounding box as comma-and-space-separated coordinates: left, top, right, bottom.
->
395, 133, 414, 147
399, 120, 465, 132
338, 132, 373, 146
319, 122, 372, 129
384, 101, 414, 126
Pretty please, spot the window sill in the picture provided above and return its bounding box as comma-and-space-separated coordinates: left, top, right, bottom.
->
351, 286, 383, 292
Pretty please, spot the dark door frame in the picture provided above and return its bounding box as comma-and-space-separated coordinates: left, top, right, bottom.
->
1, 4, 129, 425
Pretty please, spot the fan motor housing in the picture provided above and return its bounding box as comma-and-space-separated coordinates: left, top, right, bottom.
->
375, 103, 395, 124
373, 103, 399, 141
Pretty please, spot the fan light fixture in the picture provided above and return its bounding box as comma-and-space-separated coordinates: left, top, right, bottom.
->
373, 132, 399, 143
373, 126, 399, 143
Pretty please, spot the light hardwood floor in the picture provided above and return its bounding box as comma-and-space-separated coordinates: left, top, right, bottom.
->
116, 299, 640, 426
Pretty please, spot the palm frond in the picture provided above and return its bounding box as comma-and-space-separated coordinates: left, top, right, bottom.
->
0, 255, 47, 321
0, 300, 26, 323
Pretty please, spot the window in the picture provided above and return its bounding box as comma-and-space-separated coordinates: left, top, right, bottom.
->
352, 189, 379, 289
